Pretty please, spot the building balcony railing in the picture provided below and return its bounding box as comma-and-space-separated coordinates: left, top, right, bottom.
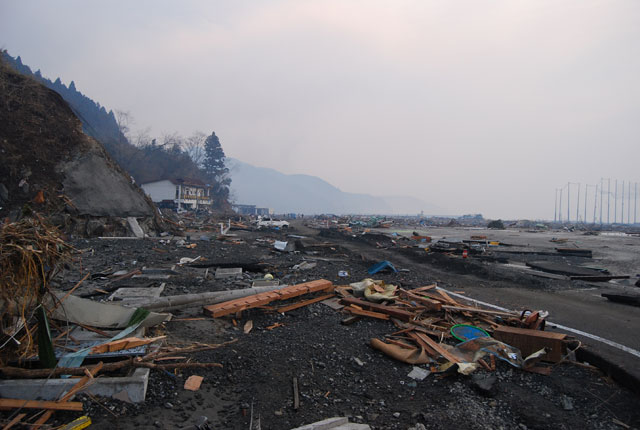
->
180, 195, 211, 201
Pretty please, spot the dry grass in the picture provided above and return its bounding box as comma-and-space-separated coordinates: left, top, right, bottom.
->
0, 214, 74, 363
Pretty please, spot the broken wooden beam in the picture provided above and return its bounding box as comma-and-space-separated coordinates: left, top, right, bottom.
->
398, 289, 442, 311
292, 377, 300, 410
204, 280, 334, 317
339, 296, 416, 321
493, 325, 567, 363
90, 336, 166, 354
441, 305, 517, 317
412, 332, 462, 364
0, 399, 83, 411
277, 293, 335, 313
345, 306, 390, 320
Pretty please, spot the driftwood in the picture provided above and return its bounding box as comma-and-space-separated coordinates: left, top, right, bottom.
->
0, 359, 223, 379
1, 340, 236, 379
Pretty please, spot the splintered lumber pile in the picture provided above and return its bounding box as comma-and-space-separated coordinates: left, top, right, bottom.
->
204, 279, 334, 317
0, 339, 237, 379
339, 284, 553, 368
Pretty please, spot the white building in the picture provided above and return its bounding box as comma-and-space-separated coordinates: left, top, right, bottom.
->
141, 178, 212, 209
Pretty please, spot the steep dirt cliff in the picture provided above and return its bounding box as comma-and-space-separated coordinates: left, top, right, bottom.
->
0, 57, 159, 236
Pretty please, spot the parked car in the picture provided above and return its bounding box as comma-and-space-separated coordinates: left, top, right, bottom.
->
255, 217, 289, 229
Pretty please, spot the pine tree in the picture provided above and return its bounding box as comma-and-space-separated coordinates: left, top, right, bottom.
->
203, 132, 228, 181
203, 132, 230, 202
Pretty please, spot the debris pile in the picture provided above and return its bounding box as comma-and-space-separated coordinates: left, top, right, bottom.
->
0, 215, 74, 364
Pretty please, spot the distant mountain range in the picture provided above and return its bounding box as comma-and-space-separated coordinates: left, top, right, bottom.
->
2, 51, 442, 215
227, 158, 444, 215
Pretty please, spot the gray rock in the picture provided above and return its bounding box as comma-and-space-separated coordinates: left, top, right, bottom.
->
471, 374, 498, 397
561, 395, 574, 411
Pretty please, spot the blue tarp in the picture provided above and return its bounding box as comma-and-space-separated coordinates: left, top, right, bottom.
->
367, 260, 398, 275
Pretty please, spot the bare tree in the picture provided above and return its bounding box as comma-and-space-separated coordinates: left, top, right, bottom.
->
183, 131, 207, 167
115, 110, 134, 142
132, 127, 152, 148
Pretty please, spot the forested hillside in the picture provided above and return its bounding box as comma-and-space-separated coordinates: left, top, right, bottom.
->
2, 51, 230, 208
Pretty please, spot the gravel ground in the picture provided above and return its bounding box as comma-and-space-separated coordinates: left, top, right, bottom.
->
14, 221, 639, 430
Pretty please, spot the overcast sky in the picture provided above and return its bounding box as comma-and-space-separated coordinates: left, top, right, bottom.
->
2, 1, 639, 219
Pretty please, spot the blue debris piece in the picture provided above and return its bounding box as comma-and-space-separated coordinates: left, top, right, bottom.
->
450, 324, 490, 342
367, 260, 398, 275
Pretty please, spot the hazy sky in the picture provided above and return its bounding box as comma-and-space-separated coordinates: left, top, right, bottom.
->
2, 1, 639, 219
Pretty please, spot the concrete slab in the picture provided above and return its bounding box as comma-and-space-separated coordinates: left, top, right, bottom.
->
215, 267, 243, 279
0, 368, 150, 403
291, 417, 349, 430
132, 274, 172, 280
127, 217, 145, 238
142, 266, 178, 275
252, 279, 281, 287
109, 286, 165, 302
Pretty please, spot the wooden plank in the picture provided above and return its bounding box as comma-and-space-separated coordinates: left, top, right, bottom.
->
406, 332, 439, 357
441, 305, 517, 317
432, 289, 461, 306
90, 336, 165, 354
413, 332, 461, 363
2, 413, 26, 430
384, 338, 416, 349
204, 280, 333, 317
292, 377, 300, 410
408, 284, 437, 293
345, 306, 390, 320
339, 297, 416, 321
398, 289, 442, 311
0, 399, 83, 411
493, 326, 567, 363
277, 294, 334, 313
341, 315, 361, 325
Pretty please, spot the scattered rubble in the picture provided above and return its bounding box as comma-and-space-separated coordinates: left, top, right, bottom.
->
1, 215, 639, 429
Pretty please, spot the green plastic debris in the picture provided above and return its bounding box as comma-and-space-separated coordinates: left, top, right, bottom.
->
36, 305, 57, 368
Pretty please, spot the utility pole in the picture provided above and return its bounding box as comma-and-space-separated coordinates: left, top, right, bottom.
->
628, 181, 632, 225
600, 178, 603, 224
559, 188, 563, 223
614, 179, 618, 223
554, 189, 558, 222
576, 183, 581, 222
607, 178, 611, 224
622, 181, 625, 224
567, 182, 570, 223
584, 185, 588, 225
593, 185, 598, 224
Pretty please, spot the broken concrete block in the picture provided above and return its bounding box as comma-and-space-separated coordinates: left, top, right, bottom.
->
127, 217, 145, 238
0, 368, 150, 403
109, 286, 165, 302
290, 417, 349, 430
215, 267, 243, 279
142, 267, 178, 275
252, 279, 281, 287
132, 274, 172, 280
407, 366, 430, 381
